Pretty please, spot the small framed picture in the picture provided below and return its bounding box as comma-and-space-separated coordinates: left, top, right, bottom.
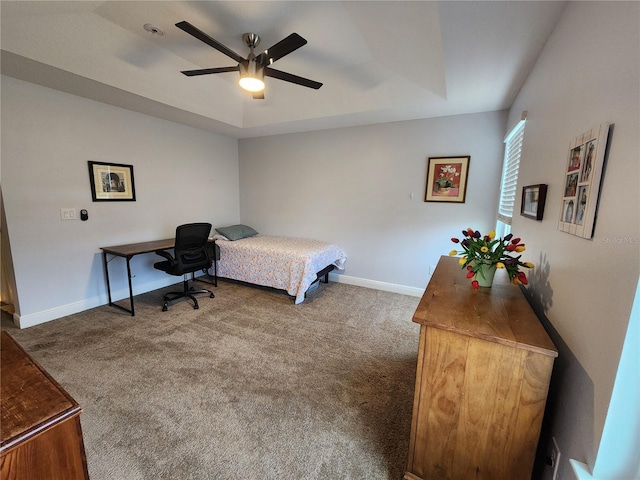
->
521, 184, 547, 220
424, 156, 470, 203
88, 161, 136, 201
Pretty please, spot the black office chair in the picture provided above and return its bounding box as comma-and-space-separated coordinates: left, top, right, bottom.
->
154, 223, 215, 311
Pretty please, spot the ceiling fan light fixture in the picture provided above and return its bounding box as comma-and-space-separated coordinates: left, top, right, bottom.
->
239, 75, 265, 92
238, 61, 265, 92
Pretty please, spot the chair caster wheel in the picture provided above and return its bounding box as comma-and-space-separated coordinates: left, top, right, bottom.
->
162, 303, 168, 312
193, 304, 199, 310
209, 293, 215, 298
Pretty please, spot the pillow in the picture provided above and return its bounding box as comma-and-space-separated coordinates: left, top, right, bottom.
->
215, 224, 259, 241
211, 234, 230, 241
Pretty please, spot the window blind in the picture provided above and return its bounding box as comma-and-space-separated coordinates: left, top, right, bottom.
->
497, 119, 526, 225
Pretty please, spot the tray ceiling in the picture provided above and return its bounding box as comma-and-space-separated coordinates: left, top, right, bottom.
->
0, 1, 566, 138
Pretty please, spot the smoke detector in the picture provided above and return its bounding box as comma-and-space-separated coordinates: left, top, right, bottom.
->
143, 23, 164, 35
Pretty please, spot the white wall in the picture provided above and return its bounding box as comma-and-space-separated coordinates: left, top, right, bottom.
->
1, 76, 240, 327
506, 2, 639, 478
238, 110, 507, 292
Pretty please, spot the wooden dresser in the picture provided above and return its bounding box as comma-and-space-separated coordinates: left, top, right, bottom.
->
1, 331, 90, 480
405, 256, 557, 480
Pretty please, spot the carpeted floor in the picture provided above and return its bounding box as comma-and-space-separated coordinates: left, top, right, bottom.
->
3, 279, 421, 480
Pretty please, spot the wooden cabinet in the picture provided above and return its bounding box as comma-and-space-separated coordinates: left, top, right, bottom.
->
405, 256, 557, 480
1, 331, 90, 480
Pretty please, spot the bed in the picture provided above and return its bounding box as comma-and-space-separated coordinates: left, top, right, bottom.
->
208, 225, 347, 304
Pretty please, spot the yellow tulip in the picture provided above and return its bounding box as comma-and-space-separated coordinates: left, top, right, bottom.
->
515, 245, 526, 252
449, 250, 458, 256
523, 262, 535, 268
495, 262, 505, 269
488, 230, 496, 239
458, 257, 467, 266
480, 246, 489, 253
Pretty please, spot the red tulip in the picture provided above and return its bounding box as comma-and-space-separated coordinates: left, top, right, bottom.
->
466, 271, 475, 279
471, 280, 480, 289
451, 237, 460, 243
511, 237, 521, 244
506, 244, 517, 251
517, 271, 528, 285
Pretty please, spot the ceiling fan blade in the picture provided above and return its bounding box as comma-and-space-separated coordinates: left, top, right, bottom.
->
181, 66, 239, 77
252, 92, 265, 100
264, 67, 322, 90
255, 33, 307, 67
176, 21, 246, 64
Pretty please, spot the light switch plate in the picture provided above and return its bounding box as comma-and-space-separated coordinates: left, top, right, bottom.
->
60, 208, 76, 220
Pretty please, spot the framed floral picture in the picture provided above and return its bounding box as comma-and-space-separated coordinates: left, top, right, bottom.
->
88, 161, 136, 201
557, 124, 610, 238
424, 156, 470, 203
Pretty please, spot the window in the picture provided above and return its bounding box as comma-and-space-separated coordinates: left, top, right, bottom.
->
496, 114, 527, 235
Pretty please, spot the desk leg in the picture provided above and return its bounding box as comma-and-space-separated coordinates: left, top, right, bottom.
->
103, 253, 135, 316
197, 242, 218, 287
195, 262, 217, 287
103, 252, 113, 305
125, 256, 135, 316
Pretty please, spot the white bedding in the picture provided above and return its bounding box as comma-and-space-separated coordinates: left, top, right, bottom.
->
209, 235, 346, 304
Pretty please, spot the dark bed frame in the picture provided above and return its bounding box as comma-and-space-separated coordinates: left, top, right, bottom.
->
307, 264, 335, 288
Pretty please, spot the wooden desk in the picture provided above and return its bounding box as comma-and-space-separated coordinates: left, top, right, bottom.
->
101, 239, 219, 316
405, 256, 557, 480
1, 331, 90, 480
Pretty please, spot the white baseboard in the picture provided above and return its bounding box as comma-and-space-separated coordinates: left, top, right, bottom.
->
329, 272, 425, 298
16, 297, 103, 329
14, 277, 176, 329
13, 274, 424, 329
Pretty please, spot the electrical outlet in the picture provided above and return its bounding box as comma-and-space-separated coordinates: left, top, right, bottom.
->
550, 436, 561, 480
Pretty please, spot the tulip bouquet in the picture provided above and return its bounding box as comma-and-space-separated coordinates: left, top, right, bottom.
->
449, 228, 534, 289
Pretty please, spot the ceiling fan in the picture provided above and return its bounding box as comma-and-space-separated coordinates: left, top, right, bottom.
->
176, 21, 323, 99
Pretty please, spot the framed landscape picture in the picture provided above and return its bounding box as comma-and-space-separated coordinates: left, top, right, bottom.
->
557, 123, 610, 238
88, 161, 136, 201
424, 156, 470, 203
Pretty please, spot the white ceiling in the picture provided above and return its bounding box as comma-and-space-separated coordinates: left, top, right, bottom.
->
0, 1, 567, 139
